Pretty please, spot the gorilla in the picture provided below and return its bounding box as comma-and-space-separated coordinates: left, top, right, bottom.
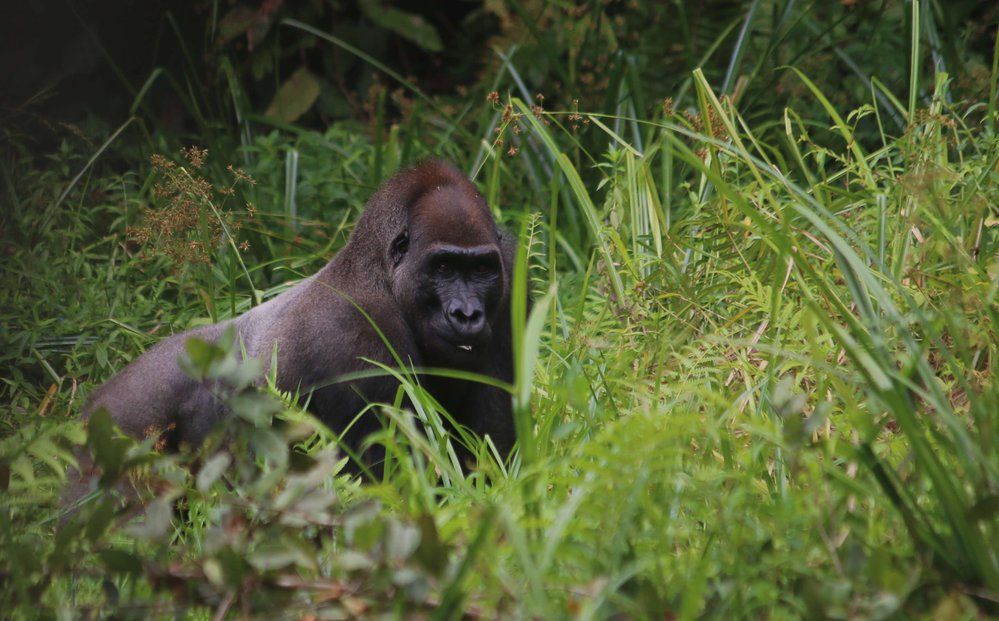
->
80, 160, 517, 473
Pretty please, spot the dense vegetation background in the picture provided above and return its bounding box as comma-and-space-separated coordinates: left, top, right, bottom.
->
1, 0, 997, 618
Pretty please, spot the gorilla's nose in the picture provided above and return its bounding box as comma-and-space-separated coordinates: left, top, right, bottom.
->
446, 301, 486, 338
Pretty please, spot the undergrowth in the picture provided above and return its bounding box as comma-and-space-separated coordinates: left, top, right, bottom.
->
1, 6, 998, 619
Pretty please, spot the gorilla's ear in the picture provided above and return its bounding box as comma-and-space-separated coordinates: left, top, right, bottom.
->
390, 230, 409, 266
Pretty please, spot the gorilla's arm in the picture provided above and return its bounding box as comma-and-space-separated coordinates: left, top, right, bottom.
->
261, 282, 420, 448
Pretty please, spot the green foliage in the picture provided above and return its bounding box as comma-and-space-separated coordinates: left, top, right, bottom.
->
2, 333, 464, 617
1, 0, 998, 618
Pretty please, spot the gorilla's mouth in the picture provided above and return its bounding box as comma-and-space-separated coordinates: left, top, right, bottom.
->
433, 321, 485, 352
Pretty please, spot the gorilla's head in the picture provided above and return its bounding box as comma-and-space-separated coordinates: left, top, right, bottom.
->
388, 182, 508, 369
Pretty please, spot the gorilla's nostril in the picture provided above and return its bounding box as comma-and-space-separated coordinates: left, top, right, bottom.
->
447, 303, 485, 332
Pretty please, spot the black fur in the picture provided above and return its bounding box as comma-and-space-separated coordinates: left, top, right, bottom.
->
79, 160, 517, 473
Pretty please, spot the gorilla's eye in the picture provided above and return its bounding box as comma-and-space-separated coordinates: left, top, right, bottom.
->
436, 262, 452, 275
475, 263, 491, 274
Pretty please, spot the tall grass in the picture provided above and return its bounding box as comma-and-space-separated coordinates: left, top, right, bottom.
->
1, 4, 997, 617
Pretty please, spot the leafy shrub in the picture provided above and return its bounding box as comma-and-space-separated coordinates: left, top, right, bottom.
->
2, 331, 472, 618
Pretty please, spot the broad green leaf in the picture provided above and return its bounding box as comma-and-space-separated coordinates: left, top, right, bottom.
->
265, 67, 321, 123
196, 453, 231, 492
216, 5, 256, 45
125, 498, 173, 541
358, 0, 443, 52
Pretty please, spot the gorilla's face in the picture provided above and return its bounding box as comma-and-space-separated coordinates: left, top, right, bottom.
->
390, 189, 507, 368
